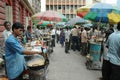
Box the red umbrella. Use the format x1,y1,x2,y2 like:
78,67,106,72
32,10,66,22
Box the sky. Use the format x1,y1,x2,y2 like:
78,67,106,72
101,0,117,5
117,0,120,7
86,0,117,5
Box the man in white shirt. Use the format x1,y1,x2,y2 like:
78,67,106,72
2,21,12,42
81,27,88,56
56,28,61,43
71,26,79,51
51,27,56,47
34,25,41,38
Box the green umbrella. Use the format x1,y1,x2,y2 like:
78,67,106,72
38,21,53,27
58,13,68,22
84,12,97,20
77,2,120,23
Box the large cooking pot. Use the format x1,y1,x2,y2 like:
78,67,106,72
28,64,45,70
26,54,46,70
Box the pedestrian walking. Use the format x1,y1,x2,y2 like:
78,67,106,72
50,27,56,47
60,28,65,47
71,26,79,51
64,27,71,53
81,27,88,56
56,28,60,43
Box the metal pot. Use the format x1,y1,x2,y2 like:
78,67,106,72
26,54,45,70
28,64,45,70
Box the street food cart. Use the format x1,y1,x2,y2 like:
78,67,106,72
40,33,54,54
25,54,47,80
86,38,103,70
24,40,49,80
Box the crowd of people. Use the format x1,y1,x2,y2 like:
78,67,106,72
1,21,120,80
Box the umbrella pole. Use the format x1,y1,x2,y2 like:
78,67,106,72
96,22,100,31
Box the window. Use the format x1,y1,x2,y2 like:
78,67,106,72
58,6,61,9
5,6,13,24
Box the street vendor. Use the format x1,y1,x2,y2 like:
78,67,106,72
4,22,44,80
25,25,33,42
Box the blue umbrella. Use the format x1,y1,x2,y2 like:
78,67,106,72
91,3,112,23
77,2,120,23
65,17,87,26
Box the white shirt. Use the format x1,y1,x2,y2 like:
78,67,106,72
34,28,41,38
2,30,12,42
65,30,71,41
56,30,61,35
81,30,87,43
51,29,56,35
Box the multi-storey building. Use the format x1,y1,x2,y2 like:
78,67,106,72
40,0,101,19
28,0,41,13
0,0,41,38
45,0,87,19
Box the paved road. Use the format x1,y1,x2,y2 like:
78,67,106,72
46,43,101,80
0,43,102,80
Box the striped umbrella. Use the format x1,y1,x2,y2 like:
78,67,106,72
65,16,87,26
32,10,68,22
77,2,120,24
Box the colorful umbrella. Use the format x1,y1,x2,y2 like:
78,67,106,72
38,21,53,27
32,10,68,22
83,23,93,27
65,16,87,26
56,22,66,26
77,2,120,23
108,12,120,24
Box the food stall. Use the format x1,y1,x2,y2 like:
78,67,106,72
40,32,54,54
24,40,49,80
86,37,103,70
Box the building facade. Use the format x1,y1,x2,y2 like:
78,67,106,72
0,0,38,38
28,0,41,13
46,0,86,19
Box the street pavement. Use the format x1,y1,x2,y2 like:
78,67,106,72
46,43,102,80
0,43,102,80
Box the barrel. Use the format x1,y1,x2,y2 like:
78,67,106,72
89,42,101,62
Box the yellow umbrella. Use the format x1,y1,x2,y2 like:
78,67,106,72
108,12,120,24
